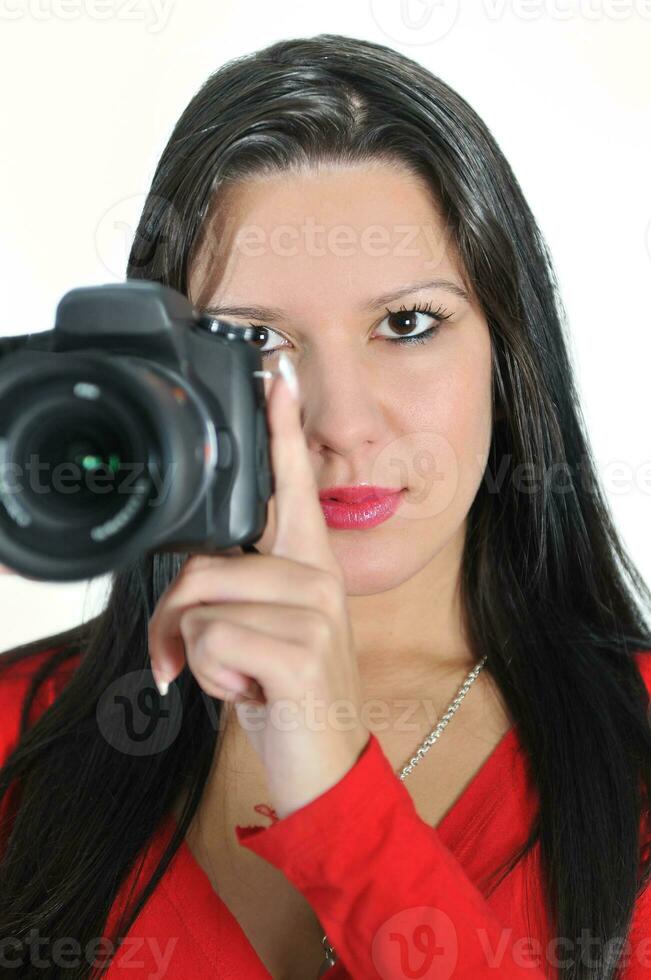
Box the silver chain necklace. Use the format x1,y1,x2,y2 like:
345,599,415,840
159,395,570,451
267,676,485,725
316,654,488,977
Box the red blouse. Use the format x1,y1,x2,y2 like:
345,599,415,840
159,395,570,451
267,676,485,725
1,646,650,978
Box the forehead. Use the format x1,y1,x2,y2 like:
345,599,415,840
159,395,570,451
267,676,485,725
188,161,466,314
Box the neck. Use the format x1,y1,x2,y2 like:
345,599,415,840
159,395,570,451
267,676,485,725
348,528,476,695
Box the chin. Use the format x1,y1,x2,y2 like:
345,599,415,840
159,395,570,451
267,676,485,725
330,540,426,596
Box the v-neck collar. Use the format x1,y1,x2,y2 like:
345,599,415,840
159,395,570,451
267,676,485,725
155,721,526,977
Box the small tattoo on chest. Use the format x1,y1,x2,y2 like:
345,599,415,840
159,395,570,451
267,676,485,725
253,803,280,825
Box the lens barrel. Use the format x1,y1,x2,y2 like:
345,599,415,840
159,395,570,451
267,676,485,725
0,351,217,580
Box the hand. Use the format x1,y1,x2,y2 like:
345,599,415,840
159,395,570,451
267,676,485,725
147,356,370,819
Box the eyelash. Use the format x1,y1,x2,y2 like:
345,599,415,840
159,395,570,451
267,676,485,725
252,299,453,358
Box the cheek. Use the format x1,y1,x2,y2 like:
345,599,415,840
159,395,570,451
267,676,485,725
441,364,493,517
438,369,493,472
397,352,492,528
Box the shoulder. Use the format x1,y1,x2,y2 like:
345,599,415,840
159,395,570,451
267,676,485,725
0,645,82,768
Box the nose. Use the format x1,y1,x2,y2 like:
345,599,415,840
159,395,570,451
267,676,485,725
297,347,388,458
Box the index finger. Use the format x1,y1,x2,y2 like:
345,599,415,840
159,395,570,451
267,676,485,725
268,353,341,580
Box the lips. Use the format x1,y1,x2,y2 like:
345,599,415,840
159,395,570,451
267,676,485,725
319,488,405,530
318,486,403,504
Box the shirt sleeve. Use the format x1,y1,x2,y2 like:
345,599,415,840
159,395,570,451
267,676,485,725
235,732,551,979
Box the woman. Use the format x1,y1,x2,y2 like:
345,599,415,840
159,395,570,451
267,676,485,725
1,33,650,980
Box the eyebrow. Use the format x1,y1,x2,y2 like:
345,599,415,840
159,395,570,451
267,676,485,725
198,278,470,323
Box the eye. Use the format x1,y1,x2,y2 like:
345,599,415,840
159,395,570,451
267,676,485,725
376,300,453,347
249,298,454,358
251,325,288,358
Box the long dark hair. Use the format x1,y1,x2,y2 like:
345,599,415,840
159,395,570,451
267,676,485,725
1,34,650,980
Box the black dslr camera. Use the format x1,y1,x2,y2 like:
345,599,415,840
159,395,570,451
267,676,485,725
0,281,274,582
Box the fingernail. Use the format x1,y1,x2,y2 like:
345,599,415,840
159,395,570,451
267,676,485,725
278,351,299,399
151,667,170,697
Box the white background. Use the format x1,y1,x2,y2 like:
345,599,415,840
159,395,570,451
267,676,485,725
0,0,650,651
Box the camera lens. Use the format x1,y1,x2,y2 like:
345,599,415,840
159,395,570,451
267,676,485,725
3,381,154,541
15,404,144,526
0,348,216,580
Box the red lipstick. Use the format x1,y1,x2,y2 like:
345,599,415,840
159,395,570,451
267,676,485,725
318,485,405,530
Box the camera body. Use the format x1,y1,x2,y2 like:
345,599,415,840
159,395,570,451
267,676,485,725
0,281,274,582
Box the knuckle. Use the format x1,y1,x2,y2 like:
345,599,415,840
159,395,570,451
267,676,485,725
307,569,343,617
304,609,332,647
181,552,228,580
178,606,198,638
202,618,231,649
181,554,210,578
179,610,230,654
295,649,323,687
279,656,303,689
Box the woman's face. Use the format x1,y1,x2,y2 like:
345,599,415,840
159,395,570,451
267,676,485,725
188,161,493,599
